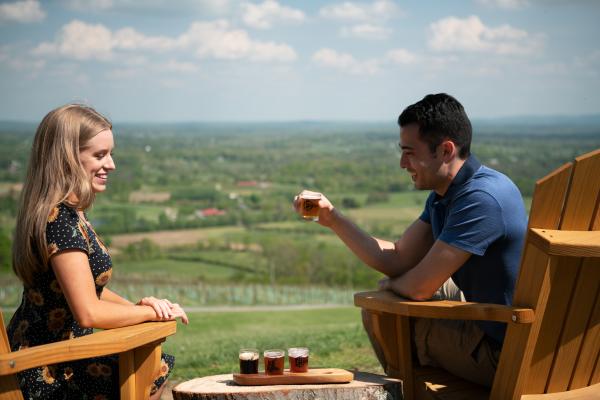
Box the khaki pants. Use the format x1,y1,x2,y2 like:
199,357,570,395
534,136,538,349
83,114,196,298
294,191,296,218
362,280,500,387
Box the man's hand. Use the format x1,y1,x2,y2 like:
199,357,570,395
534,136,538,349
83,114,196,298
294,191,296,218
293,190,337,227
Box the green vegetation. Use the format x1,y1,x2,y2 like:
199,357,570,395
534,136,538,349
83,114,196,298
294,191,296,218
0,122,598,296
0,120,598,382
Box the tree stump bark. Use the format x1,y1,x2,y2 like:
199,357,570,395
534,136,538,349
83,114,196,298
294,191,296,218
172,371,402,400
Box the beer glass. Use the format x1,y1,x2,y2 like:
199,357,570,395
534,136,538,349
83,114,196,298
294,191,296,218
299,193,321,221
288,347,309,373
239,348,259,374
264,349,285,375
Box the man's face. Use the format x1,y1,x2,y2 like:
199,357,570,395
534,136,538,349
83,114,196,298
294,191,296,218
399,123,444,191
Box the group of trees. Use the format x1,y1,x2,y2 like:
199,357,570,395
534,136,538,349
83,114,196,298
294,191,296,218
1,122,599,288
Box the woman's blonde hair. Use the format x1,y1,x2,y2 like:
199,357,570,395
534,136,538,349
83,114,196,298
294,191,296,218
13,104,112,286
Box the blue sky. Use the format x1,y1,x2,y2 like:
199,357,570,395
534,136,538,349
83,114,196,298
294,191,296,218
0,0,599,122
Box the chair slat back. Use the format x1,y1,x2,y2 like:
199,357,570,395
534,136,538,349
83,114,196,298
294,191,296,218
524,149,600,394
492,148,600,400
1,312,11,355
491,160,573,400
0,311,25,400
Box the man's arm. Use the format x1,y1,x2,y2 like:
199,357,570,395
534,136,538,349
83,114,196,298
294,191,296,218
385,240,471,300
294,190,434,277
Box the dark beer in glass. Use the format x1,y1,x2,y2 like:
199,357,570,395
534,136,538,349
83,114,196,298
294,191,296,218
239,349,259,374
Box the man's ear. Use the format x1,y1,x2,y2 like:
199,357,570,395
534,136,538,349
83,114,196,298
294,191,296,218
440,140,456,162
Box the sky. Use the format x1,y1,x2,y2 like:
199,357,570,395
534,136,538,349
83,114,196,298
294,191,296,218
0,0,599,123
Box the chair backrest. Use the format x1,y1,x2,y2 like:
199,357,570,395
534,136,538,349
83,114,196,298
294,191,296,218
1,311,24,400
491,149,600,400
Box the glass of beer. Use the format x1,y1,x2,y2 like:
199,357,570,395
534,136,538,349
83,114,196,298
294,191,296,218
288,347,309,373
239,348,259,374
264,349,285,375
299,193,321,221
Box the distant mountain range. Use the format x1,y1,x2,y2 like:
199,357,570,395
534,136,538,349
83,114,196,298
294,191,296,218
1,115,599,136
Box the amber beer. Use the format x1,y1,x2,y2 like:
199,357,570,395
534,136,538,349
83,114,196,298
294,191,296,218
300,193,321,221
264,349,285,375
239,349,259,374
288,347,309,373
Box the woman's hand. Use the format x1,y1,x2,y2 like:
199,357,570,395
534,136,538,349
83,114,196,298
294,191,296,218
168,302,189,325
137,297,189,324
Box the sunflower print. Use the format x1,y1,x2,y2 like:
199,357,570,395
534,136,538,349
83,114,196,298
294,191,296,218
47,242,59,258
50,279,62,294
27,289,44,306
47,206,60,223
158,358,170,378
94,269,112,286
86,363,102,377
47,308,67,332
40,365,57,384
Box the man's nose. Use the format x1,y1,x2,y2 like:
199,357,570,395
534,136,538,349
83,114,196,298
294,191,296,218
399,153,408,169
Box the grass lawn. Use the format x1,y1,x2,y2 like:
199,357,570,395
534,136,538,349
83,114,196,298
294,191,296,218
162,307,383,381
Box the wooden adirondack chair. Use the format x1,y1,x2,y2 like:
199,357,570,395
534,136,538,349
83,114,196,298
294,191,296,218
0,311,176,400
355,148,600,400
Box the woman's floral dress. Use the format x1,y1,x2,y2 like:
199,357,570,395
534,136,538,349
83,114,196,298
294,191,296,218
7,203,174,399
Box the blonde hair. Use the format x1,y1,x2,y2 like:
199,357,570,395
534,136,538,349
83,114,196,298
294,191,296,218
13,104,112,286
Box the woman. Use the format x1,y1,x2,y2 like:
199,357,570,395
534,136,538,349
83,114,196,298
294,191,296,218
7,104,188,399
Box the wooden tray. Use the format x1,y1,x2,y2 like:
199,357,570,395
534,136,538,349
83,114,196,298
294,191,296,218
233,368,354,386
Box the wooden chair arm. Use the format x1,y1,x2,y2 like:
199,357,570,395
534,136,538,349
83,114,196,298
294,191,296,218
354,290,534,324
529,228,600,257
0,320,176,375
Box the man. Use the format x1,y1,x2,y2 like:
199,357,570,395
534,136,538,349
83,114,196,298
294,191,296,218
294,93,527,387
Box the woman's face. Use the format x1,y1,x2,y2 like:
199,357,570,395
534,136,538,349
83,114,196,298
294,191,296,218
79,129,116,193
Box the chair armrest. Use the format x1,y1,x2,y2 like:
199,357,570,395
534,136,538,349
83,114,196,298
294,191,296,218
529,228,600,257
354,290,534,324
0,320,176,375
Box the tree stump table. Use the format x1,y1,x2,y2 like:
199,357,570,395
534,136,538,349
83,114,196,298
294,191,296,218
172,371,402,400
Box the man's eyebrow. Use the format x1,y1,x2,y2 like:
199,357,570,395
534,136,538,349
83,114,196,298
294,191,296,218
400,145,414,150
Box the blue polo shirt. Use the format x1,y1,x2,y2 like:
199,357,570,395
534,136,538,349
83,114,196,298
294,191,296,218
419,155,526,347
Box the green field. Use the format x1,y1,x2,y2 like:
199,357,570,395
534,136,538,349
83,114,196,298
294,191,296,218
162,307,382,381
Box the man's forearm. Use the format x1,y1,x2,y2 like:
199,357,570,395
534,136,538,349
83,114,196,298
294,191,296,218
328,208,412,277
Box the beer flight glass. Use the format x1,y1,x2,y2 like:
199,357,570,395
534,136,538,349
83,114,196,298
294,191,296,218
238,347,310,374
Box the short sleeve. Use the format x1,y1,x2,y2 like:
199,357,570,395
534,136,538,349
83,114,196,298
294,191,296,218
46,204,89,259
419,192,435,224
438,190,505,256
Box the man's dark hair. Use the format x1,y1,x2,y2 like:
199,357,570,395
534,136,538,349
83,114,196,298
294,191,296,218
398,93,472,159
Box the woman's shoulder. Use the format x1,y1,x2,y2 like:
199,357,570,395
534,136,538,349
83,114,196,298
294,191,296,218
47,203,79,226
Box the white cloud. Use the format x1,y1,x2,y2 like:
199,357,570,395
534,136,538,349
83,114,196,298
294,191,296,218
32,19,297,63
63,0,231,14
386,48,417,64
0,0,45,23
341,24,391,40
113,27,177,51
319,0,400,22
33,20,114,60
180,20,297,61
428,15,542,55
241,0,305,29
476,0,529,9
63,0,113,11
312,48,379,75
